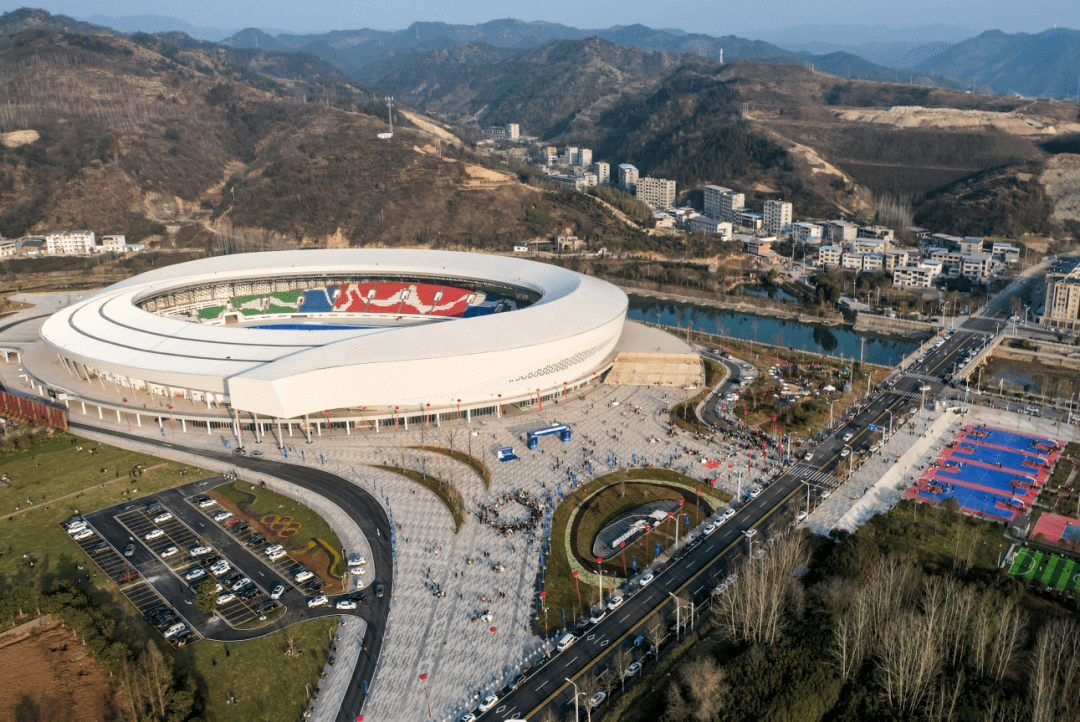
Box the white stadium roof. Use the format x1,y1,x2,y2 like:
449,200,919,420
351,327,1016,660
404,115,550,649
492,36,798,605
40,249,627,418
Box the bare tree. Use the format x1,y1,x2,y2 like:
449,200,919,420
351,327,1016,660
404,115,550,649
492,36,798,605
680,656,727,721
647,612,667,655
715,531,807,646
832,586,871,681
1030,618,1080,722
876,610,942,713
611,646,635,692
988,601,1027,682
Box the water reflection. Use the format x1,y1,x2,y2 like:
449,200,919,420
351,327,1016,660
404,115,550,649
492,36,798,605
627,297,916,367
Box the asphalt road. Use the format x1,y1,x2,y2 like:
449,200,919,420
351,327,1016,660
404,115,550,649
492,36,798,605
70,422,391,722
476,281,1033,722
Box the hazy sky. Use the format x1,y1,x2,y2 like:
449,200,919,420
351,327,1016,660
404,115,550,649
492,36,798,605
7,0,1076,36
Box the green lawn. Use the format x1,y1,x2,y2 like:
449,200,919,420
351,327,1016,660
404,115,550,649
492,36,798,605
211,481,348,587
185,617,336,722
0,434,213,587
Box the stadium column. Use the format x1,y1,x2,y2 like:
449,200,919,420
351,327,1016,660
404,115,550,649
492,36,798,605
346,420,351,435
304,415,313,443
252,413,260,443
276,419,283,448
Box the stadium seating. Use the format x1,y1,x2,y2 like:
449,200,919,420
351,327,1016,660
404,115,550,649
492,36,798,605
300,288,335,313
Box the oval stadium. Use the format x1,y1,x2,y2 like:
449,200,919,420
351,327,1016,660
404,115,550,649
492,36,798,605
38,249,629,422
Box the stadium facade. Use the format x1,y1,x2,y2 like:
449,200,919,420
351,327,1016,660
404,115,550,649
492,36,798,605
39,250,627,424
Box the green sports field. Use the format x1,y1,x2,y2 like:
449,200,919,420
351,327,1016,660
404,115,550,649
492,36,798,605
1007,546,1080,592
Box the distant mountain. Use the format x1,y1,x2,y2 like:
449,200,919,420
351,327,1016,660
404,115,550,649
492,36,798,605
913,28,1080,99
0,7,111,36
79,14,243,42
220,18,966,91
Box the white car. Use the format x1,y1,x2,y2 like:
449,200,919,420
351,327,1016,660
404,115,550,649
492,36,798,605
702,523,717,535
458,714,477,722
163,623,187,640
152,512,173,523
189,546,212,557
821,490,831,499
742,528,757,538
209,560,231,576
842,432,854,442
185,567,206,581
349,566,367,575
478,695,499,713
712,583,729,596
144,529,165,540
796,510,808,521
719,508,735,523
66,522,88,535
212,511,233,522
747,486,762,500
198,498,217,508
267,549,287,561
588,691,607,709
606,596,624,611
72,528,95,541
270,584,285,600
588,610,607,624
840,448,851,458
215,593,236,605
160,546,179,559
625,661,643,678
638,573,655,587
803,451,814,461
725,573,738,586
336,599,358,610
307,595,329,608
230,577,252,592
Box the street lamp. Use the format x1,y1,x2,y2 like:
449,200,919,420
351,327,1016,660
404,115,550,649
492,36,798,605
886,409,893,438
844,444,853,477
565,677,581,722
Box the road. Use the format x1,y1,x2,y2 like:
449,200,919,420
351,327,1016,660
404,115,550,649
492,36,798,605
70,422,391,722
476,277,1034,722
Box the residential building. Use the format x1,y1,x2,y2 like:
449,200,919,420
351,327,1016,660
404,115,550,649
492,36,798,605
763,200,792,235
594,161,610,185
858,225,895,242
959,237,984,255
45,230,95,255
565,147,579,165
853,239,888,254
737,209,763,231
544,146,559,164
863,253,884,272
883,249,911,273
689,216,732,240
98,235,127,253
1042,257,1080,329
483,124,520,140
18,238,45,256
635,177,676,208
744,237,774,256
578,148,592,167
547,173,585,191
817,245,843,267
841,253,865,271
991,242,1020,265
791,222,822,243
960,253,993,282
824,220,858,243
583,172,598,187
893,261,942,289
703,186,744,224
618,164,639,193
0,240,16,258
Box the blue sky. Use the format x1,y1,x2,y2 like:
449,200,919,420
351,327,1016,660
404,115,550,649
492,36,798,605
6,0,1076,36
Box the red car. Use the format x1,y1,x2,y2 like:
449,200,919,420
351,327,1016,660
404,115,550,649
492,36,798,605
223,517,241,526
118,570,139,584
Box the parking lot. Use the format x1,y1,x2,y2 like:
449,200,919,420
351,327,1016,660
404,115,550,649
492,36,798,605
59,519,201,648
185,492,335,597
174,553,278,627
116,506,205,569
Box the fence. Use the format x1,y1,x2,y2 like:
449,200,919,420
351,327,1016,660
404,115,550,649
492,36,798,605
0,389,67,431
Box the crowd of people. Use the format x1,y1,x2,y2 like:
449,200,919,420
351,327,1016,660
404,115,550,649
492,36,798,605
473,489,543,537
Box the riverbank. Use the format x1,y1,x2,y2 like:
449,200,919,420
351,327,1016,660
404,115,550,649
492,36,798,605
622,288,842,326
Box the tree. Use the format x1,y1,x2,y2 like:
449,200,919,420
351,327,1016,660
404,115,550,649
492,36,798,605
680,655,726,720
611,646,635,692
195,578,217,614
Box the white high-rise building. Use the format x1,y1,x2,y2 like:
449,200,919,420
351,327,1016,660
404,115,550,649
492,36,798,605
704,185,743,224
763,200,792,235
594,161,610,185
618,164,639,193
635,177,676,208
566,147,579,165
578,148,592,167
45,230,96,255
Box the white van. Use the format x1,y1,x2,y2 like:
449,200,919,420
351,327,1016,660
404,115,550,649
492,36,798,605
294,570,314,583
163,623,186,639
557,633,576,652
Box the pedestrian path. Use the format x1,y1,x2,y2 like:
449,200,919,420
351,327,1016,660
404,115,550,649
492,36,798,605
901,372,940,382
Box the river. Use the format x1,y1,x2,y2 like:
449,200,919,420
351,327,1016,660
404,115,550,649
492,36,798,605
627,296,917,367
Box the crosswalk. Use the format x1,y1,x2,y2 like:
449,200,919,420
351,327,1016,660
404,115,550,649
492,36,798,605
901,372,939,382
792,464,838,485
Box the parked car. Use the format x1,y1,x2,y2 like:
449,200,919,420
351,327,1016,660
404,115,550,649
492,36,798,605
152,512,173,523
209,560,230,576
73,529,95,541
198,497,217,508
189,546,212,557
90,541,110,554
215,593,236,606
256,600,278,613
307,595,328,608
719,508,736,523
588,611,607,624
212,511,233,522
144,529,164,540
335,599,358,610
246,533,265,546
588,691,607,709
230,577,252,592
185,567,206,581
478,695,499,713
160,546,178,559
625,661,643,678
606,596,624,611
239,586,259,600
638,573,654,587
118,570,139,584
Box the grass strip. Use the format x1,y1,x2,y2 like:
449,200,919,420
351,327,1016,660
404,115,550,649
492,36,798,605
409,444,492,489
372,465,465,532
